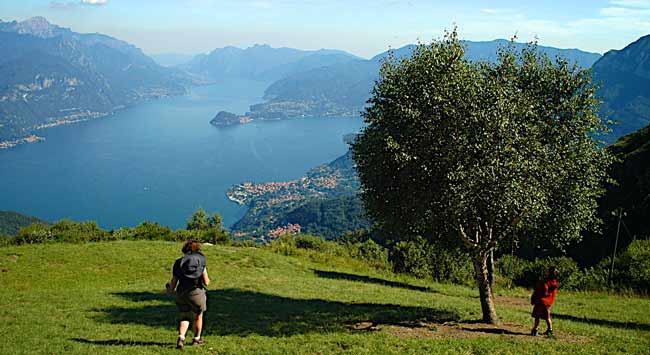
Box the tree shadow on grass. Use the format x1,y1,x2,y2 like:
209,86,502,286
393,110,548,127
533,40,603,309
460,327,528,336
312,269,436,293
94,288,461,338
554,313,650,331
71,338,169,347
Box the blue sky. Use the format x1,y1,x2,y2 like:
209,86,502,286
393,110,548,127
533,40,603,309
1,0,649,58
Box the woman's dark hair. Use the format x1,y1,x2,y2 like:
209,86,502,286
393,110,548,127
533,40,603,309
547,266,559,280
182,240,202,254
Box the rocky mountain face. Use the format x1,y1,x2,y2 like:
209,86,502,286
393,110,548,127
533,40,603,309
0,17,189,146
593,35,650,143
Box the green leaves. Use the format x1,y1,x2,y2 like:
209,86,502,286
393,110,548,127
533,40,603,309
352,30,611,254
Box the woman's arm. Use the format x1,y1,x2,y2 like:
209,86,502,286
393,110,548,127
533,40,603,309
166,276,178,294
202,269,210,286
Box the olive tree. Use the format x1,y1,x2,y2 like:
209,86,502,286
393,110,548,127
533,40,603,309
352,31,611,324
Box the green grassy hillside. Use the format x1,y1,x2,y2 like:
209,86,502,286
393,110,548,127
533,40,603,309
0,241,648,354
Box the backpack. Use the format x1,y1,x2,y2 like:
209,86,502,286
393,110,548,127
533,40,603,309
179,252,206,281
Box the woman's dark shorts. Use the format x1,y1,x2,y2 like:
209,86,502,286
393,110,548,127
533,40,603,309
176,288,207,319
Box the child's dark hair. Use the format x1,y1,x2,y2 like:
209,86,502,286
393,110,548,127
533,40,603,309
181,240,202,254
547,266,558,280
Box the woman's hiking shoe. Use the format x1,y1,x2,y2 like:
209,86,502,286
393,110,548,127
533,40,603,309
530,328,539,336
192,338,206,346
176,337,184,349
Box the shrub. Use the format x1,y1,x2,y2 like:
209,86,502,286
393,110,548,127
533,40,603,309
615,240,650,293
565,264,609,291
498,256,580,289
131,221,175,241
391,237,473,285
495,255,528,285
268,234,298,256
49,220,111,243
14,223,53,244
110,227,136,240
207,228,231,245
174,229,207,243
349,239,389,269
295,234,327,251
391,238,432,278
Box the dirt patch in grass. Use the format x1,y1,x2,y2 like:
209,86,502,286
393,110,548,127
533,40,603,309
375,320,590,344
496,295,530,308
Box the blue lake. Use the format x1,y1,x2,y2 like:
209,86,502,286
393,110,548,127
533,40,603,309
0,79,364,229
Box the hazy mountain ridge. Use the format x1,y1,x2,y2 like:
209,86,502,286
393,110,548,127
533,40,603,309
249,40,603,121
183,44,361,82
0,17,190,146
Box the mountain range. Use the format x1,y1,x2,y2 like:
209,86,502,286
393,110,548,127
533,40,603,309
250,40,603,123
0,17,190,146
182,44,361,82
1,17,648,147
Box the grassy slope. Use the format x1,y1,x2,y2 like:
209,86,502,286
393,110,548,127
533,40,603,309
0,241,648,354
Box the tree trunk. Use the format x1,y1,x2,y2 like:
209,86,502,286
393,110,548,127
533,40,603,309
473,253,500,324
487,250,495,295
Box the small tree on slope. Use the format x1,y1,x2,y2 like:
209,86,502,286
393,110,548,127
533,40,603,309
351,31,611,324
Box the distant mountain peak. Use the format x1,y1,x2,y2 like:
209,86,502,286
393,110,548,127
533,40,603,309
23,16,51,26
4,16,70,38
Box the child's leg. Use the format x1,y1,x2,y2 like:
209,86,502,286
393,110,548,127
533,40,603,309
545,314,553,332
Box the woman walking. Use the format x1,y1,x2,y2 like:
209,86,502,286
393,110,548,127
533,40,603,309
167,240,210,349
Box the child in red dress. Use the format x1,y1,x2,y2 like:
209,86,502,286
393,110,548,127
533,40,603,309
530,266,559,336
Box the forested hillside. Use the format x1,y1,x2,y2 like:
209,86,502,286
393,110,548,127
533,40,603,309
0,211,47,236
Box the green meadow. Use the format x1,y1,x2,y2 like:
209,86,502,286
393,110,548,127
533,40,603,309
1,241,648,354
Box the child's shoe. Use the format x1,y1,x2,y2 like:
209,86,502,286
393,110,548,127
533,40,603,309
530,328,538,336
543,328,553,336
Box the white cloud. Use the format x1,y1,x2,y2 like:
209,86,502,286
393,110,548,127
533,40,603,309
480,8,518,15
81,0,109,5
609,0,650,8
49,0,108,9
601,6,650,16
49,1,76,9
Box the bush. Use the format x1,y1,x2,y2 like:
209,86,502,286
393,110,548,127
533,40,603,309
131,221,175,241
391,237,473,285
349,239,389,269
295,234,327,251
207,228,231,245
14,223,53,244
111,227,136,240
497,256,580,289
48,220,111,243
268,234,298,256
615,240,650,293
565,264,609,291
173,229,206,243
391,238,432,278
